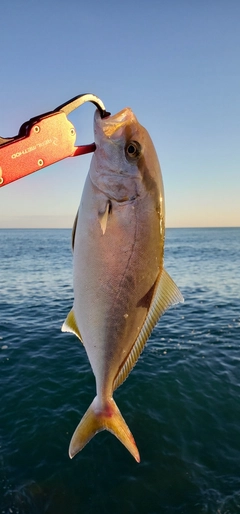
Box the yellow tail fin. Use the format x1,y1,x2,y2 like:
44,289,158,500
69,396,140,462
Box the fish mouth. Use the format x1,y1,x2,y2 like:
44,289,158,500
94,107,137,140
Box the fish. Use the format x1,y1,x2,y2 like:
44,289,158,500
62,107,183,462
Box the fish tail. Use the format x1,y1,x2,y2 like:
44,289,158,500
69,396,140,462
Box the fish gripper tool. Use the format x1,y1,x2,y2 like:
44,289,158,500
0,94,110,187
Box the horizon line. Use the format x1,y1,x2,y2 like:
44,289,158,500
0,226,239,230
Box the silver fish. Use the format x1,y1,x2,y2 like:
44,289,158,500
62,107,183,462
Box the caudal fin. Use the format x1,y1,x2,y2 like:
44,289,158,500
69,396,140,463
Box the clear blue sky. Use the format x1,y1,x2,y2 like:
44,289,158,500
0,0,239,228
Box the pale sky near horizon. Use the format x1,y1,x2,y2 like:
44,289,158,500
0,0,239,228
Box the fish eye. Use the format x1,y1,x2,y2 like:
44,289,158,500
125,141,141,160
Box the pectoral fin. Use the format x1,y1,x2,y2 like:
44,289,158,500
98,201,111,235
113,269,184,390
61,308,83,343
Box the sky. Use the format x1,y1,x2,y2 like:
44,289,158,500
0,0,239,228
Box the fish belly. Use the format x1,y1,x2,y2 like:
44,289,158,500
73,175,162,396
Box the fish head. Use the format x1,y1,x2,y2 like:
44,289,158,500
90,108,164,212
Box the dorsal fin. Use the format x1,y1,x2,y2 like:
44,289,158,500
113,269,183,390
61,308,83,343
72,211,79,251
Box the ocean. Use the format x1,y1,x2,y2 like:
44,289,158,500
0,227,239,514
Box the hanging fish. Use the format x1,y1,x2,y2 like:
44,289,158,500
62,107,183,462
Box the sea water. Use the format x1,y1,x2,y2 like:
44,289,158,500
0,228,240,514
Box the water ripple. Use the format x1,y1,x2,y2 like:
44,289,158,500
1,228,240,513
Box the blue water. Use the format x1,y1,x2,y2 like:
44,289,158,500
0,227,240,514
